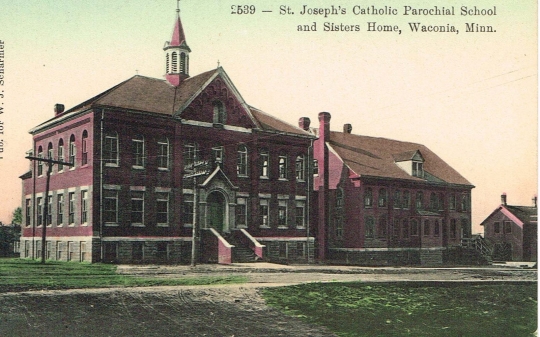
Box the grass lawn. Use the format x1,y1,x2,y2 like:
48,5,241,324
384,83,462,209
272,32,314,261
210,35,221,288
0,258,246,292
262,282,537,337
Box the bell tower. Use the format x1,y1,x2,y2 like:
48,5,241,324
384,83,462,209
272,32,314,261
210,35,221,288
164,0,191,86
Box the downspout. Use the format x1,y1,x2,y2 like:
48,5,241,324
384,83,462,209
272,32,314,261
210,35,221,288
31,139,36,259
306,138,313,263
99,109,104,261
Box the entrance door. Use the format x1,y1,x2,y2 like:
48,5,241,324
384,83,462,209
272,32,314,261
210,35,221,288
207,192,225,232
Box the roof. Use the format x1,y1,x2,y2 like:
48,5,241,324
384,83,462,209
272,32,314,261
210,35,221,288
480,203,538,228
327,131,473,186
31,68,311,137
169,13,187,47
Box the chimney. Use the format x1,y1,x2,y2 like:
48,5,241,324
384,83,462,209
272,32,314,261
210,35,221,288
501,193,507,206
533,195,537,208
298,117,311,131
54,104,65,116
343,123,352,134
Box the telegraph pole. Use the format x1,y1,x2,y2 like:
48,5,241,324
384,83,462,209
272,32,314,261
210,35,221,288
26,156,73,264
184,160,209,267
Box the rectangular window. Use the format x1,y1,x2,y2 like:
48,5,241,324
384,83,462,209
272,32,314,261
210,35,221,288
37,197,43,226
80,241,87,262
295,156,305,181
504,221,512,234
131,191,144,225
47,195,52,226
279,242,287,258
365,216,374,238
313,159,319,176
494,221,501,234
58,144,64,171
393,190,401,209
403,191,410,209
25,199,31,226
416,191,423,210
81,191,88,224
295,200,306,228
68,192,75,225
132,137,145,168
236,197,247,227
278,155,288,179
212,146,224,165
237,146,248,177
156,192,169,226
183,143,198,168
67,241,74,262
104,133,119,166
82,136,88,165
450,219,457,239
259,150,269,178
103,190,118,224
278,200,288,227
296,241,306,258
434,221,440,237
57,194,64,226
259,198,270,227
412,162,423,177
157,139,169,170
449,194,456,210
183,195,194,225
46,241,52,260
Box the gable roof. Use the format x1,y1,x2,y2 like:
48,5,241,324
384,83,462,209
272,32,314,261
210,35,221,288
31,68,311,137
327,131,473,186
480,204,538,228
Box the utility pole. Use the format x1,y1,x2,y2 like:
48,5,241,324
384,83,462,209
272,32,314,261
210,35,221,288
25,156,73,264
184,160,209,267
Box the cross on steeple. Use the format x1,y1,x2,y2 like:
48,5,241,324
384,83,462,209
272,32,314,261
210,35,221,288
177,0,180,13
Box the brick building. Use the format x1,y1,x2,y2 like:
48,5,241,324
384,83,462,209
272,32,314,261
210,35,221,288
480,194,537,262
20,8,315,264
308,112,474,265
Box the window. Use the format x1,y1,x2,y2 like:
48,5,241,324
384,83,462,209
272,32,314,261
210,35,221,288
430,193,437,210
259,198,270,227
47,142,53,160
132,135,145,168
104,132,119,166
182,195,194,225
212,145,224,165
364,188,373,208
46,195,52,226
461,195,469,212
295,155,305,181
180,52,186,74
416,191,424,210
365,216,374,238
81,131,88,165
424,220,430,236
46,241,52,260
37,197,43,226
494,221,501,234
449,194,456,210
37,146,43,176
81,191,88,224
166,53,170,73
335,189,344,238
57,194,64,226
237,145,248,176
25,199,31,226
402,219,409,238
411,219,419,236
183,142,199,168
296,200,306,228
80,242,87,262
69,135,76,167
103,190,118,224
67,241,74,262
378,188,387,207
156,192,169,226
504,221,512,234
213,101,226,125
68,192,75,225
403,191,410,209
297,242,306,258
131,191,144,225
313,159,319,176
236,197,248,227
393,218,400,238
412,161,423,177
378,217,387,238
438,194,444,211
279,242,287,258
434,220,440,237
259,149,269,178
278,153,288,179
58,139,64,171
171,52,178,72
393,190,401,209
450,219,457,238
157,138,170,170
278,200,288,227
56,241,63,260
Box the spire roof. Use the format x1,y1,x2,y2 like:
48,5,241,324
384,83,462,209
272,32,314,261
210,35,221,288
169,11,187,47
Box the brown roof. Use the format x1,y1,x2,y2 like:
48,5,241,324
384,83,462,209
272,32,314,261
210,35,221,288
505,205,538,224
328,131,473,186
249,107,312,136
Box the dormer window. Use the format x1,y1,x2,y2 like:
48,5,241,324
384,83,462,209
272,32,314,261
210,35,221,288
412,161,423,178
393,150,425,179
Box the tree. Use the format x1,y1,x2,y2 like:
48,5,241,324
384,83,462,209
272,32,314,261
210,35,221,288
11,207,22,225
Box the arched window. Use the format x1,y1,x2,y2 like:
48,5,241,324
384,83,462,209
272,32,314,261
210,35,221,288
461,195,469,212
37,146,43,176
213,101,226,125
82,130,88,166
104,131,119,166
183,142,199,168
212,144,224,165
278,153,288,179
259,148,269,178
378,188,387,207
365,216,374,238
157,137,170,170
295,155,305,181
69,135,76,167
237,145,248,177
47,142,53,160
58,139,64,171
180,52,186,74
171,52,178,72
132,134,145,168
378,216,387,238
364,187,373,208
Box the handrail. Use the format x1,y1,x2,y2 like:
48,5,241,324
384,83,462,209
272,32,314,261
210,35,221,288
239,228,265,248
207,228,234,248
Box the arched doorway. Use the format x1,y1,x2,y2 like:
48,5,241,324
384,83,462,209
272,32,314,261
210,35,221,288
207,191,226,232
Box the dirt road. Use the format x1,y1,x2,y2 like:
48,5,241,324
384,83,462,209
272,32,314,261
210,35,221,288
0,264,535,337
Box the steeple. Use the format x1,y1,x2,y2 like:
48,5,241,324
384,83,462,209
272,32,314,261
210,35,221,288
164,1,191,86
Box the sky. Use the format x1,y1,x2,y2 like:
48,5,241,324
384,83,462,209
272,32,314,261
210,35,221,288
0,0,536,234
